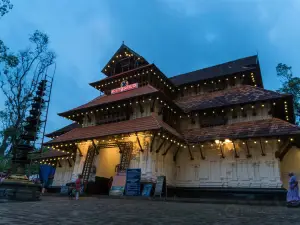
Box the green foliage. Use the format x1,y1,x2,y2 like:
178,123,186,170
0,0,12,17
276,63,300,124
0,30,56,157
0,155,11,172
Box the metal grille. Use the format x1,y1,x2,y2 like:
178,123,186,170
118,142,133,172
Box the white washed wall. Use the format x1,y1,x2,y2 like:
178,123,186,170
52,160,74,186
175,140,282,188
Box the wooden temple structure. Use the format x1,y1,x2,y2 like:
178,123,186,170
37,44,300,196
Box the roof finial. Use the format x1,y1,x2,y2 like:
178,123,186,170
122,41,125,45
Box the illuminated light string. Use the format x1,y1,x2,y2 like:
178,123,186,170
192,137,294,148
178,73,256,91
65,96,178,122
42,136,295,162
178,101,283,119
97,69,175,92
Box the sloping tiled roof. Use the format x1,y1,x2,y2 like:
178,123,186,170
44,115,182,145
59,85,159,116
183,118,300,143
101,44,149,76
176,85,289,112
45,123,81,138
170,55,258,86
91,64,153,85
31,150,69,160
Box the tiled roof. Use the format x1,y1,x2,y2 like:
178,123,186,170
59,85,159,116
45,123,81,138
91,64,153,85
44,115,182,145
176,85,289,112
183,118,300,143
101,44,149,76
31,150,69,160
170,55,258,86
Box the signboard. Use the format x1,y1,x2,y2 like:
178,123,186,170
142,183,153,197
125,168,141,196
111,81,138,95
109,172,126,196
154,176,166,198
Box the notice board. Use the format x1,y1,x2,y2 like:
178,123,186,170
154,176,166,198
125,168,141,196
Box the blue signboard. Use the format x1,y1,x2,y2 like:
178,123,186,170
125,168,141,196
142,183,153,197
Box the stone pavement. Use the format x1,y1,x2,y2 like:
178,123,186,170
0,196,299,224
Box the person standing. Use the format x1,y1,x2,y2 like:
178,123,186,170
287,172,300,207
75,174,83,200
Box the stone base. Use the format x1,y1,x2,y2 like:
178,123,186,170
167,186,287,202
0,175,42,201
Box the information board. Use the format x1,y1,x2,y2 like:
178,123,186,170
109,172,126,196
142,183,153,197
125,168,141,196
154,176,166,197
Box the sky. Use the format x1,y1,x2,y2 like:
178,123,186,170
0,0,299,134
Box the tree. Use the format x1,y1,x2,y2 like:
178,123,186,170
0,0,12,17
0,30,56,157
276,63,300,124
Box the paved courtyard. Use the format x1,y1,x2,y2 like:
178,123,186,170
0,197,299,224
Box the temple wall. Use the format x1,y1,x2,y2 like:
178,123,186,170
95,147,120,178
175,139,282,188
70,142,90,182
124,134,176,185
179,103,272,130
179,79,243,98
52,160,74,186
280,146,300,189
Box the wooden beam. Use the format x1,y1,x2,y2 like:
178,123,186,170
67,159,72,167
156,139,166,153
138,101,144,114
135,133,144,152
116,143,123,154
276,140,292,161
199,144,205,160
232,141,239,158
162,143,173,156
77,146,83,157
173,145,181,162
158,106,164,115
259,139,266,156
245,140,252,158
150,133,156,152
187,145,194,160
191,116,195,124
92,140,99,155
150,98,156,112
219,143,225,158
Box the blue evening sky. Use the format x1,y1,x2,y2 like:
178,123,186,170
0,0,299,134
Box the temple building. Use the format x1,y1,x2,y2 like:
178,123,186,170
37,44,300,192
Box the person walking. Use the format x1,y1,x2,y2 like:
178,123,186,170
75,174,83,200
287,172,300,207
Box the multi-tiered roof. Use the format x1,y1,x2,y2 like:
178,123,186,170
38,44,300,163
